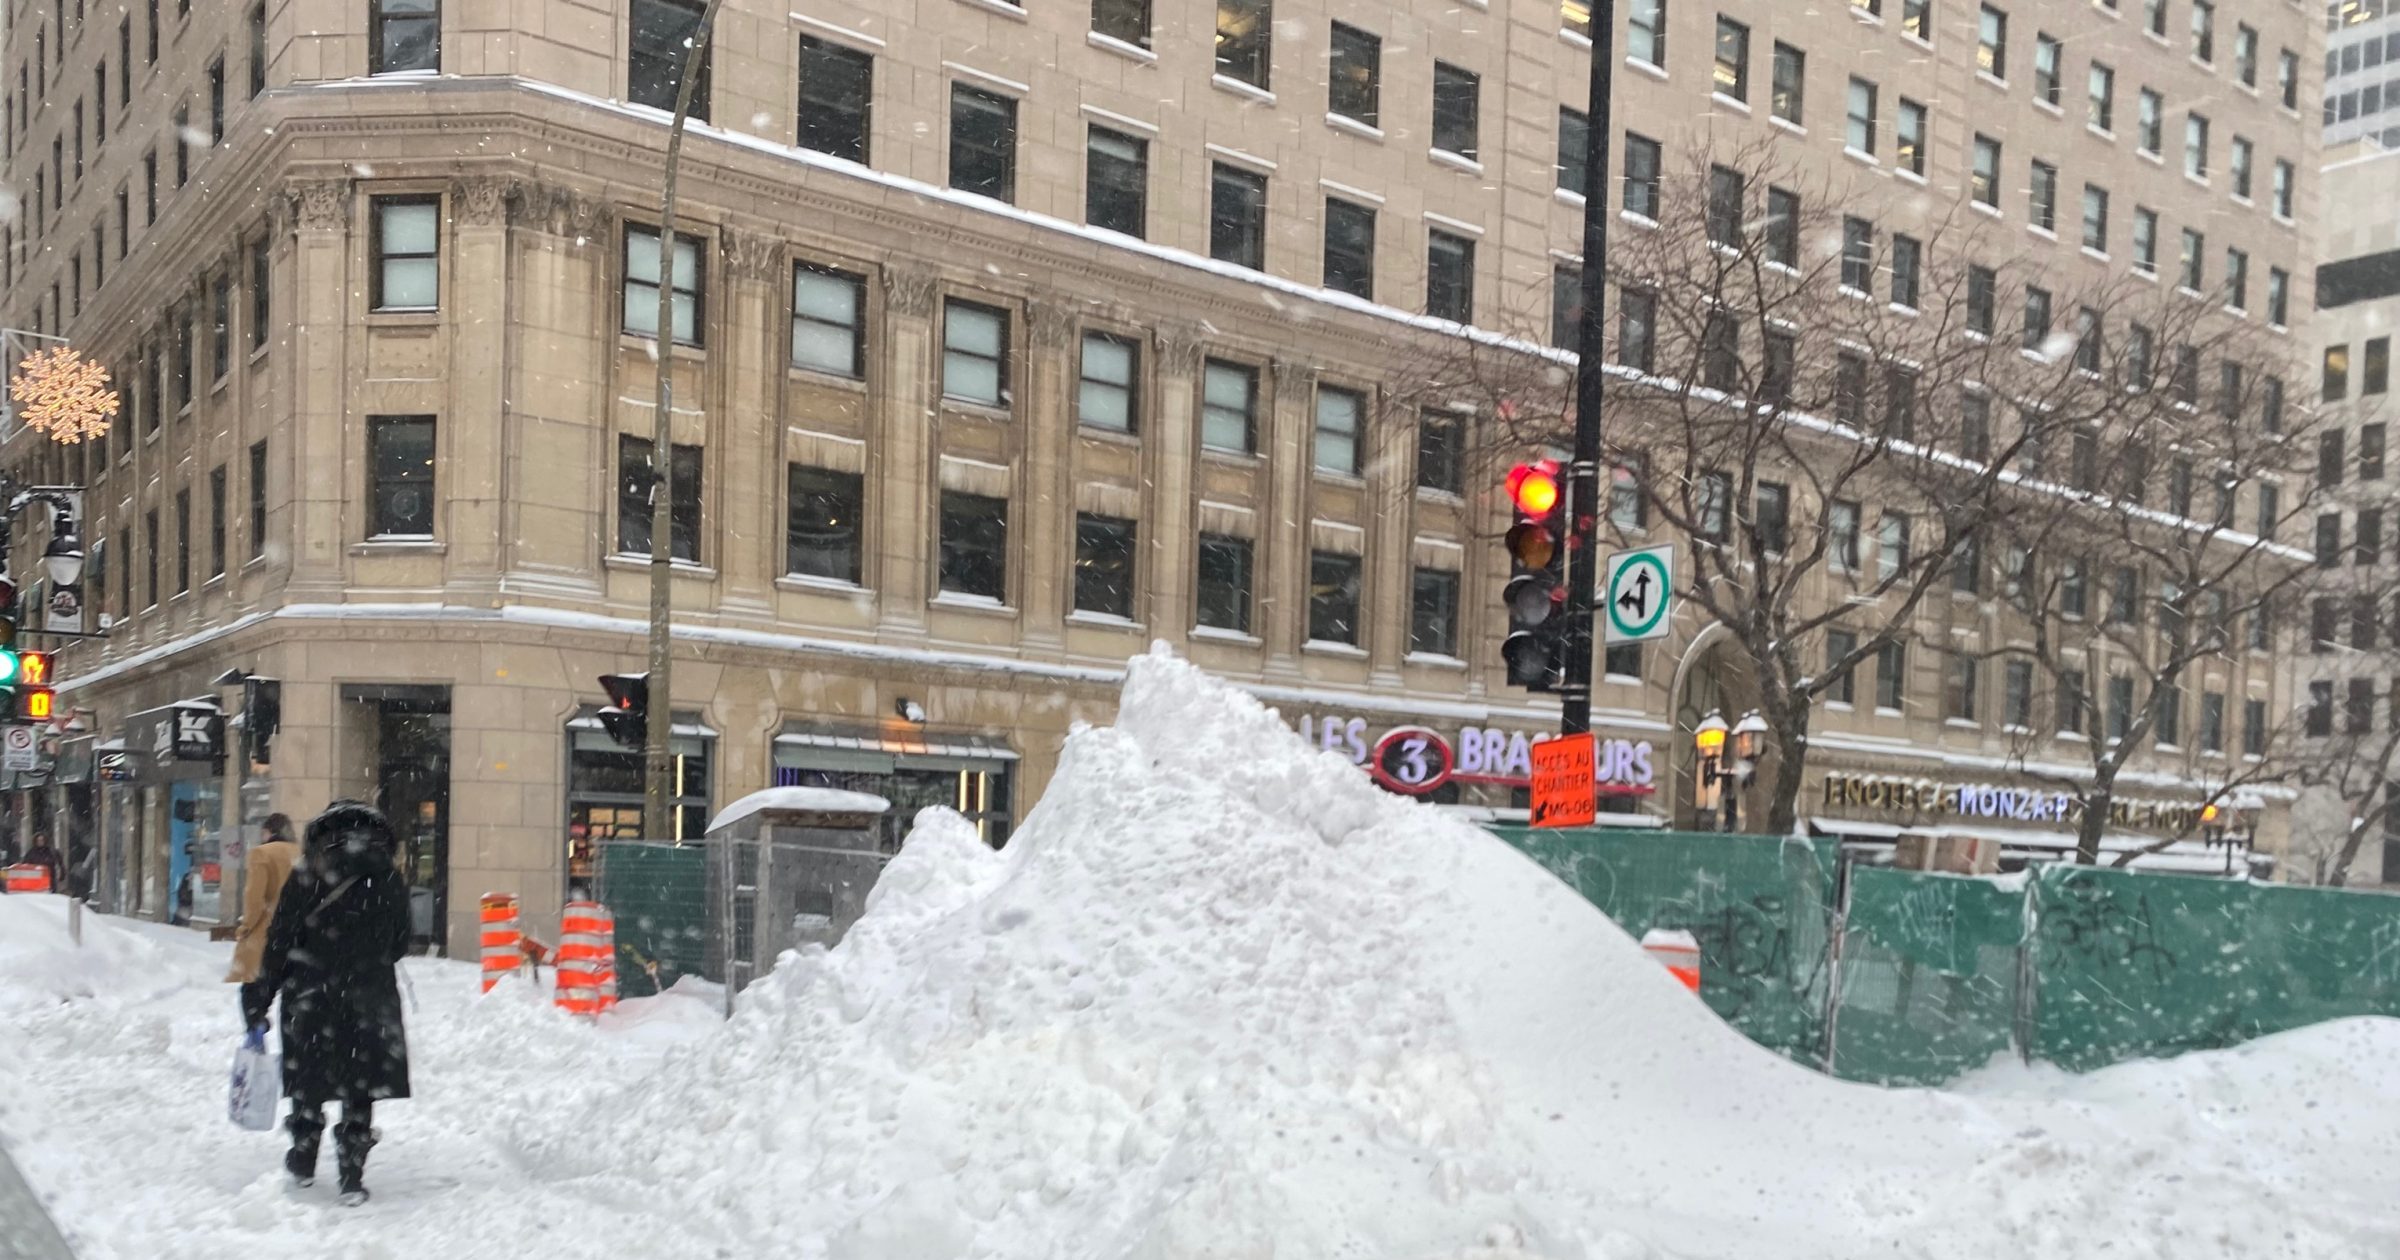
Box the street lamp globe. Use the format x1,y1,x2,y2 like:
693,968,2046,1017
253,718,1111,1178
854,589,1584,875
1732,710,1770,762
1692,710,1728,755
40,533,83,587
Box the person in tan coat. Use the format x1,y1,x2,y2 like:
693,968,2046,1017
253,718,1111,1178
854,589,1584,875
227,814,300,992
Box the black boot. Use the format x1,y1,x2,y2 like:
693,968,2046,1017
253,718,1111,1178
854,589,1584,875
284,1105,324,1188
335,1103,376,1206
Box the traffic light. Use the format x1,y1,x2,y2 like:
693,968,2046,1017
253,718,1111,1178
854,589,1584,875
14,651,52,722
596,673,649,748
1501,460,1569,690
0,575,20,703
245,676,282,766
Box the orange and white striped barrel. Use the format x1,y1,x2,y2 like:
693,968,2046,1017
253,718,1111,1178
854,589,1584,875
1640,928,1702,993
4,864,52,894
554,900,618,1016
479,892,523,993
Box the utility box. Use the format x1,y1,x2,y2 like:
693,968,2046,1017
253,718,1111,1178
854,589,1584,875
704,787,892,1013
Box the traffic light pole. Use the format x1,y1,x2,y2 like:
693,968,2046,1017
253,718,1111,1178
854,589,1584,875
641,0,726,844
1561,2,1617,739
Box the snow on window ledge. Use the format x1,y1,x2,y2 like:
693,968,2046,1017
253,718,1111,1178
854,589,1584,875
776,574,871,597
931,591,1015,615
1303,639,1370,658
1188,625,1262,646
1403,651,1467,670
1067,609,1144,630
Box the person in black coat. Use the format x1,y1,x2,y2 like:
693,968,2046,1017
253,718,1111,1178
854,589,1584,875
240,801,412,1204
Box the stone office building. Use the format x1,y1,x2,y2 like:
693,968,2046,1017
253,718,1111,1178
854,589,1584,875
1,0,2318,946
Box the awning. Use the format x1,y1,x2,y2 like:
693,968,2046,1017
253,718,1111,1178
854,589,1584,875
1809,816,1907,839
565,715,718,739
775,723,1020,773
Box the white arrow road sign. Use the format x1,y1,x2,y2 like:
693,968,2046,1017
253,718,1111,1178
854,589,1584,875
1604,545,1675,643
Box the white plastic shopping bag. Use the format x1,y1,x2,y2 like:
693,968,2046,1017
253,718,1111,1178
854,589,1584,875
228,1026,280,1132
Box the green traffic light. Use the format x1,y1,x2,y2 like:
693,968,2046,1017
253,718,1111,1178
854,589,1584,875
0,650,20,686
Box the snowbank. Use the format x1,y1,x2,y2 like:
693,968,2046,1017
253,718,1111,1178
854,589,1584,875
6,647,2399,1258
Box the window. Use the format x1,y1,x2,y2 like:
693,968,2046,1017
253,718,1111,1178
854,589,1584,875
2179,228,2204,291
2080,184,2109,253
209,465,228,578
2364,509,2387,567
2071,426,2101,491
1604,642,1642,679
1074,514,1137,619
2307,681,2333,738
2172,345,2199,406
1417,412,1463,495
2264,377,2285,434
949,85,1016,203
1628,0,1665,67
790,264,865,378
372,0,441,76
1714,18,1750,101
1426,232,1474,323
1841,216,1873,291
1876,642,1906,711
2185,113,2209,178
1211,163,1267,270
1618,287,1656,371
2022,286,2051,350
2156,687,2183,747
1971,135,2000,205
1552,265,1582,348
119,18,132,105
617,436,702,561
1901,0,1930,40
1946,656,1980,723
2106,675,2135,743
1195,534,1253,633
2364,425,2386,481
1311,199,1377,300
1410,568,1459,657
2280,49,2299,110
1772,43,1804,123
1877,511,1910,581
1891,234,1921,308
1829,500,1861,571
2326,345,2351,401
1755,482,1790,554
1215,0,1270,88
1701,312,1740,391
1202,360,1257,453
938,491,1008,601
1328,23,1379,125
2029,160,2058,231
2351,680,2376,736
173,308,193,409
2272,160,2293,218
1707,165,1745,247
2267,267,2289,326
628,0,708,120
1827,629,1858,706
1896,99,1927,175
2088,63,2115,130
250,238,269,351
1967,265,1996,335
1698,471,1731,540
786,466,863,584
367,416,435,537
942,300,1009,408
1765,187,1800,266
1308,551,1361,644
173,106,189,186
176,488,192,595
2075,307,2103,373
1847,77,1878,154
2034,33,2061,104
1072,128,1154,240
1623,134,1662,218
2224,248,2248,311
144,151,157,223
797,37,872,164
207,57,225,145
249,441,268,557
2369,338,2391,395
2138,88,2162,154
2318,514,2342,567
2258,481,2281,542
2054,554,2087,618
1432,62,1480,159
2233,23,2255,87
1763,331,1796,404
1557,107,1590,196
1092,0,1151,49
622,226,703,346
2189,0,2213,61
1074,332,1141,433
370,196,439,312
1961,392,1992,463
2312,599,2340,653
209,274,231,381
1977,5,2007,78
2230,136,2253,199
1315,386,1362,475
2363,596,2386,652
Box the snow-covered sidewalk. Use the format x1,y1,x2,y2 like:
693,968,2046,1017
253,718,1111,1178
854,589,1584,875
5,649,2400,1259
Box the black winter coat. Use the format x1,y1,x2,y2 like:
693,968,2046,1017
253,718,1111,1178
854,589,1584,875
242,804,412,1106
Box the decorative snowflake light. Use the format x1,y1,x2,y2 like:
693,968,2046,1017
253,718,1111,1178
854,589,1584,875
7,347,119,444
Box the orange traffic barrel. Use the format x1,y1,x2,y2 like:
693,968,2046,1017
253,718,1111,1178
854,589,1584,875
480,892,523,993
1640,928,1702,993
554,900,618,1016
4,864,52,894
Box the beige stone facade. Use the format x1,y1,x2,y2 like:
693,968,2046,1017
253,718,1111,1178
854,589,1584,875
1,0,2320,947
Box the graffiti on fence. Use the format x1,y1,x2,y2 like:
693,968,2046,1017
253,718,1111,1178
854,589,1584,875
2042,883,2178,984
1661,894,1795,1018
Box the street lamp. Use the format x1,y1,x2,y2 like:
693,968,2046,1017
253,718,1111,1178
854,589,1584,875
1693,709,1771,832
40,527,82,587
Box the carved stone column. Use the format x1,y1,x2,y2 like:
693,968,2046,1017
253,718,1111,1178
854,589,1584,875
496,182,613,593
444,176,513,601
1263,358,1317,675
873,265,939,635
1018,298,1078,649
282,178,352,600
1145,323,1205,640
717,228,785,620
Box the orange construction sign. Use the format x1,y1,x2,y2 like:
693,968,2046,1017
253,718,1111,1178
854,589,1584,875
1528,732,1598,829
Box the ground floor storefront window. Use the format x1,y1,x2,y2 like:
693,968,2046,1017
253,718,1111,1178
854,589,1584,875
772,724,1015,851
565,721,711,900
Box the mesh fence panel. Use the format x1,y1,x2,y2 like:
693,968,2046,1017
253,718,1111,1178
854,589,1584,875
1830,866,2028,1085
593,841,713,997
1491,828,1840,1065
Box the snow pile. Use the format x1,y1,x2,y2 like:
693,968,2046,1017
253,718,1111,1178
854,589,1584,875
557,647,2400,1257
0,894,183,1015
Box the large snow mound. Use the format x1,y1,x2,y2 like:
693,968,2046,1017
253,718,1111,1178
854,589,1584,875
543,647,2400,1258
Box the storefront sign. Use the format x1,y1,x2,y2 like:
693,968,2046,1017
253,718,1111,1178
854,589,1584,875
1821,771,2207,834
1299,714,1656,798
122,703,225,782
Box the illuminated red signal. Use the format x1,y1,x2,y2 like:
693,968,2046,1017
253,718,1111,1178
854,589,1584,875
1506,460,1563,517
18,652,51,686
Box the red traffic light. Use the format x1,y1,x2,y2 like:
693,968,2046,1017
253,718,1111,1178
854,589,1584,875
1506,461,1562,518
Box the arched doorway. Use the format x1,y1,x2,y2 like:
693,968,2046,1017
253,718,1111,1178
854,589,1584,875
1664,623,1778,832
